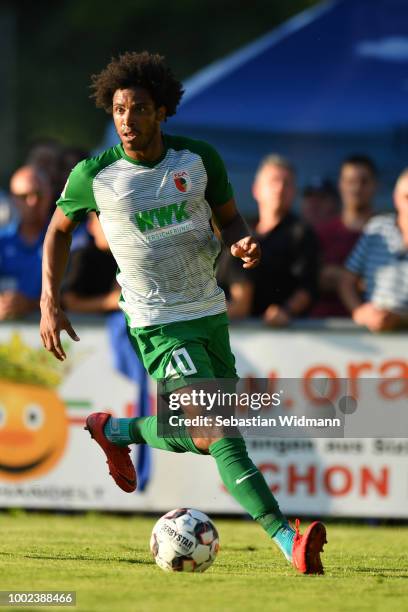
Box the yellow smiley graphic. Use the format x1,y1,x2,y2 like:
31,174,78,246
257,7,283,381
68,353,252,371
0,379,68,482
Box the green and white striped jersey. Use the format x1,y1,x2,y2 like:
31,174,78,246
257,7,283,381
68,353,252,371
57,134,233,327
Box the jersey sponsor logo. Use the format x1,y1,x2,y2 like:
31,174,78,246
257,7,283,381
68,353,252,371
172,170,192,193
165,347,198,380
134,201,191,233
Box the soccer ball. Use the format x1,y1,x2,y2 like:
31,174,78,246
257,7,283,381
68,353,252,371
150,508,219,572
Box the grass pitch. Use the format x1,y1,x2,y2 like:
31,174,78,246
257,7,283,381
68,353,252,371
0,512,407,612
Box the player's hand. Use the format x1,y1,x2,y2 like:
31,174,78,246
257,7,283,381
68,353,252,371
230,236,261,269
40,297,80,361
263,304,290,327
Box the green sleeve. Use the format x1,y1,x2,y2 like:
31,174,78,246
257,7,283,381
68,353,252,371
56,160,98,222
200,142,234,208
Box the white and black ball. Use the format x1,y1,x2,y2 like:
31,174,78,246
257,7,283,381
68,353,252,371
150,508,219,573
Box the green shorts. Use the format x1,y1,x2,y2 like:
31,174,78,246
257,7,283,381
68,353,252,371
126,312,237,393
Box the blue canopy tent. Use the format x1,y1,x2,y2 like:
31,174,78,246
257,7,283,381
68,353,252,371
103,0,408,212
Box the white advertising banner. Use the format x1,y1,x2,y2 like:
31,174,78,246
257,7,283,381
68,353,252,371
0,320,407,517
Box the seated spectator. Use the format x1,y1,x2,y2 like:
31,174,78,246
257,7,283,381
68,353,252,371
62,212,120,313
219,154,319,326
339,168,408,331
26,138,63,203
0,166,52,320
300,177,339,229
311,154,377,317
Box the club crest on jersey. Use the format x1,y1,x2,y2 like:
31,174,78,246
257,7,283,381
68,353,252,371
173,170,192,193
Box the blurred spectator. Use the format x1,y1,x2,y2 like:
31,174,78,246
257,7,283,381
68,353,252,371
339,168,408,331
311,154,378,317
0,166,52,319
26,138,63,202
220,154,319,326
0,189,18,230
60,146,89,187
62,212,120,313
300,177,339,229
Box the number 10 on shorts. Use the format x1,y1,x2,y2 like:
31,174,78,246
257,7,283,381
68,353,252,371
165,347,197,379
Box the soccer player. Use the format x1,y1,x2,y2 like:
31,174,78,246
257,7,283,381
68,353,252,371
40,51,326,574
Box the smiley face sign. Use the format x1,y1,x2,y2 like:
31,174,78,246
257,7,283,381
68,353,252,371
0,379,68,482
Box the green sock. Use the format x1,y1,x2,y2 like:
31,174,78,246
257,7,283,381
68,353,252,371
113,416,285,538
129,415,199,454
209,437,286,537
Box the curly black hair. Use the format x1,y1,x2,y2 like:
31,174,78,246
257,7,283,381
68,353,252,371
90,51,184,117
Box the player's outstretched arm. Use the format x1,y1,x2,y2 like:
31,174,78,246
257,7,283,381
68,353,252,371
213,198,261,269
40,208,80,361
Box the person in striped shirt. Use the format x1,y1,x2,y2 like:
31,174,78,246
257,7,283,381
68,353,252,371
40,51,326,574
340,168,408,331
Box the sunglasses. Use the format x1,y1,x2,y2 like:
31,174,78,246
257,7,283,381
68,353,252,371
11,190,42,200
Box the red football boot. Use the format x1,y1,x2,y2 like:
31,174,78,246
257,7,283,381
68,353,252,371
85,412,137,493
292,519,327,575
